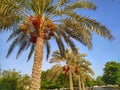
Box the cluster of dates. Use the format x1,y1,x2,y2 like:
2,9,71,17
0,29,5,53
63,66,70,74
63,65,79,74
74,66,79,73
19,15,57,43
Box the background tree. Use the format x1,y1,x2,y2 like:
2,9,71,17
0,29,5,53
17,74,30,90
41,71,64,89
85,78,96,88
0,70,19,90
0,69,30,90
96,76,105,86
1,0,113,90
41,71,70,89
103,61,120,86
0,70,69,90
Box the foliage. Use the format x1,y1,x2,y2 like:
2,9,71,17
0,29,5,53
103,61,120,86
85,78,96,87
0,70,69,90
95,76,105,86
41,71,61,89
41,71,69,89
0,0,113,61
0,0,25,30
0,69,30,90
0,69,96,89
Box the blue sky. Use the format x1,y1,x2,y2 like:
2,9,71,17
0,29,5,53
0,0,120,78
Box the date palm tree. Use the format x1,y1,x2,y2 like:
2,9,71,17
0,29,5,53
75,59,94,90
47,49,78,90
1,0,113,90
47,49,93,90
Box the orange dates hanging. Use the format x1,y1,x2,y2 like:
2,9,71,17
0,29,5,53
30,35,37,43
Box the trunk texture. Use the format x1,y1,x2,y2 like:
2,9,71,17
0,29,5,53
78,75,82,90
81,80,85,90
69,69,74,90
30,37,44,90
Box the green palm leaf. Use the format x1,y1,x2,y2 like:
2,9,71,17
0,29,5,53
47,64,63,82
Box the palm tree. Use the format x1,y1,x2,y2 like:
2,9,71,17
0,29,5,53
76,60,94,90
1,0,113,90
65,52,94,90
47,49,92,90
47,49,78,90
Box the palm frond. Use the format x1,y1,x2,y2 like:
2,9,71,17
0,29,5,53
7,29,22,42
6,29,34,60
16,38,27,59
58,29,76,51
50,50,64,63
6,37,20,58
45,0,71,18
60,18,92,48
7,33,26,58
79,53,87,57
27,44,35,61
64,1,96,10
84,74,93,81
47,64,63,82
44,40,51,60
52,0,96,17
82,18,114,40
54,30,65,57
0,0,24,30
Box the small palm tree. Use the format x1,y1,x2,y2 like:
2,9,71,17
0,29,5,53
47,49,77,90
76,60,94,90
1,0,113,90
47,49,92,90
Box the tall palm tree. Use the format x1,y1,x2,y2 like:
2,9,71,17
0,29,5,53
1,0,113,90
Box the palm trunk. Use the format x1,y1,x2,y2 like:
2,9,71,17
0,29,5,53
69,69,74,90
78,75,82,90
30,37,44,90
81,80,85,90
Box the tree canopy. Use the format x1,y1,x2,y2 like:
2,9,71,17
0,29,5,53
0,69,30,90
103,61,120,86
